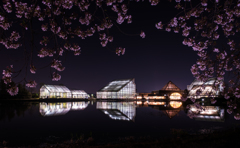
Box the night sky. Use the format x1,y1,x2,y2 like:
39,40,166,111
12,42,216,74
0,1,199,94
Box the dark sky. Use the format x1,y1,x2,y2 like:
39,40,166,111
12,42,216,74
0,1,199,94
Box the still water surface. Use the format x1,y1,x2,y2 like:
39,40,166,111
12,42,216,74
0,101,239,143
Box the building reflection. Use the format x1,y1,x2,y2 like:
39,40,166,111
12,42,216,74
136,101,183,119
188,105,225,122
169,101,182,108
71,102,89,110
39,101,89,116
96,102,136,121
163,101,182,119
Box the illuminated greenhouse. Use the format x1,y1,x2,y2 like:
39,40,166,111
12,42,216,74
96,78,136,99
40,85,71,99
71,90,89,99
187,78,224,99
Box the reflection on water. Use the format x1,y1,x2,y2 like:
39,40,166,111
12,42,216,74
96,102,136,121
189,105,225,122
0,100,226,123
71,102,89,110
170,101,182,108
148,102,166,105
136,101,184,119
1,100,239,145
39,102,89,116
0,102,34,121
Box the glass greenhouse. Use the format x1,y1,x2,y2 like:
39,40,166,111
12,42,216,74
40,85,71,99
96,78,136,99
187,78,224,99
71,90,89,99
40,85,89,99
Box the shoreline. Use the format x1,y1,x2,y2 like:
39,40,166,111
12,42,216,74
0,98,182,102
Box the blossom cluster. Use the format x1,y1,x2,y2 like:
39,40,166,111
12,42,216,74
38,47,56,58
2,65,13,84
52,72,61,81
26,80,37,88
51,59,65,71
116,47,125,56
2,65,19,96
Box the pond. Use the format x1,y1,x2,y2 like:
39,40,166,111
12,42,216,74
0,100,239,145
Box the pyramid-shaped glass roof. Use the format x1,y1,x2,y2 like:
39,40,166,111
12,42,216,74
161,81,181,91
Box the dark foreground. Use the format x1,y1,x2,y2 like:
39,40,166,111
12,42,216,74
1,127,240,148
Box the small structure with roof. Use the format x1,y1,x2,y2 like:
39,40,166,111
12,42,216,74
150,81,183,100
96,78,136,99
40,85,71,98
187,78,224,99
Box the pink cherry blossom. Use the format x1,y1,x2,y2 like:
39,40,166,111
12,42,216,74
211,98,217,104
234,113,240,120
51,59,65,71
140,31,146,38
116,47,125,56
26,80,37,88
30,65,36,74
52,72,61,81
155,21,163,29
7,85,18,96
227,108,233,114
